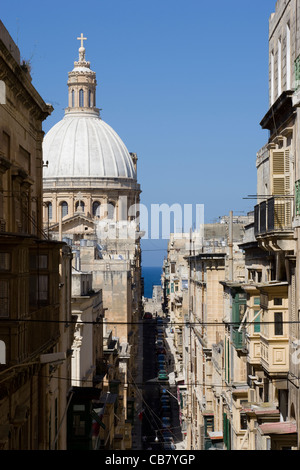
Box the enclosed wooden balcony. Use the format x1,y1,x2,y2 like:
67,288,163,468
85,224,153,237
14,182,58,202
259,283,289,376
254,197,292,236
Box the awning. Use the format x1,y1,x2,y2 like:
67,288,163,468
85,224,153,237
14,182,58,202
208,431,223,441
259,421,297,435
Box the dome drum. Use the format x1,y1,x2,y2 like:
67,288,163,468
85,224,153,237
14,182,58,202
42,37,141,232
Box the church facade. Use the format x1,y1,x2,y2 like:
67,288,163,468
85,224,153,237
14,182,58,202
42,35,143,449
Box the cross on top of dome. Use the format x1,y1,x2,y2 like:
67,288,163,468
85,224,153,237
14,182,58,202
77,33,87,61
77,33,87,48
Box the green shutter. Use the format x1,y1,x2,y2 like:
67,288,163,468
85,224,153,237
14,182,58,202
254,310,261,333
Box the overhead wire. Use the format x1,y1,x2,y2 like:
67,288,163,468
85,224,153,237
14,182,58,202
0,317,298,327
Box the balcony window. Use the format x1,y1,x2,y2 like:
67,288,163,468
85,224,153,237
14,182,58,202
29,274,49,305
274,312,283,335
255,197,292,235
0,252,10,271
254,310,261,333
29,253,49,307
295,56,300,91
0,340,6,364
240,413,247,431
0,280,9,317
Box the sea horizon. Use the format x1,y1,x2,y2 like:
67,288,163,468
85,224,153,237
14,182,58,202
142,266,162,299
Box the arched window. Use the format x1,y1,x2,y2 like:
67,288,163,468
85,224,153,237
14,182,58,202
79,89,84,107
75,200,85,212
92,201,101,217
88,90,92,107
72,89,75,107
107,202,115,220
61,201,68,218
0,340,6,364
47,202,52,220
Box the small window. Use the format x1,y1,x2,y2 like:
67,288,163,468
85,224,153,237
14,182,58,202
88,90,92,107
274,298,282,305
61,201,68,218
92,201,101,217
79,89,84,107
274,312,283,335
72,89,75,107
47,202,52,220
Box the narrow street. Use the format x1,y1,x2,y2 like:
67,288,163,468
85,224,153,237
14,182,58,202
141,307,183,451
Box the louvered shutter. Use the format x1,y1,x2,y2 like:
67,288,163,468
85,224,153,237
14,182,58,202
271,149,291,228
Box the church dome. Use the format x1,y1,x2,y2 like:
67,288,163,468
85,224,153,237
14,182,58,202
43,113,136,180
43,35,136,181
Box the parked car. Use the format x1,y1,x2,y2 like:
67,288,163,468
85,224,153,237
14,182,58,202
162,430,173,441
160,397,170,407
155,339,164,348
156,348,166,355
157,353,166,362
161,416,171,428
161,410,172,419
163,442,176,450
158,370,168,382
160,399,171,407
143,312,152,319
156,317,164,324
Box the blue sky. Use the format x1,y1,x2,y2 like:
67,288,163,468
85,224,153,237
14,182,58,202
1,0,276,266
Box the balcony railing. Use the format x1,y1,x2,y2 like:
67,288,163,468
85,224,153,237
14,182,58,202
254,197,292,236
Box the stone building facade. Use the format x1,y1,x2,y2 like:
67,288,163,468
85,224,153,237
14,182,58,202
0,20,73,450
